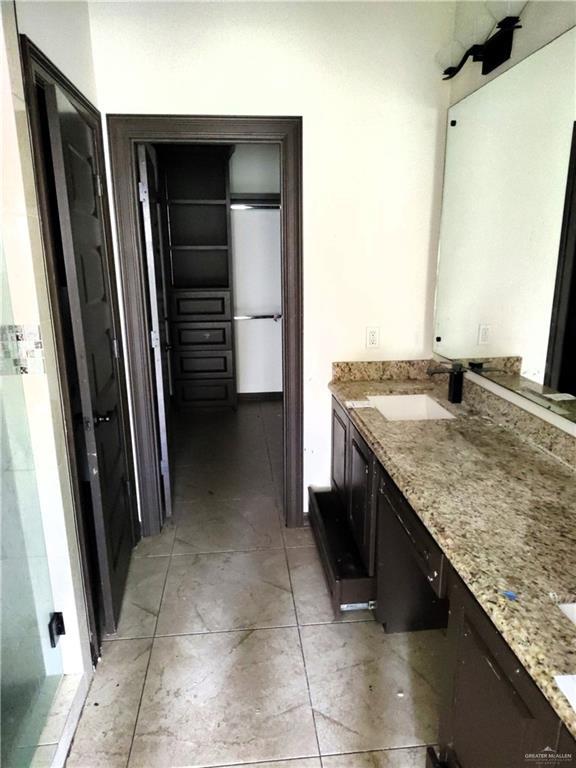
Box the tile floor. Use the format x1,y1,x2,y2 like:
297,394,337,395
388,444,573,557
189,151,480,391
66,402,443,768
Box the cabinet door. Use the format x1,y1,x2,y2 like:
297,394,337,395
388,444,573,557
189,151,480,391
375,476,448,632
347,425,376,573
442,581,559,768
331,398,348,509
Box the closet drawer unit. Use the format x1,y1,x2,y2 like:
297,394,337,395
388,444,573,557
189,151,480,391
171,291,231,322
174,379,236,408
173,322,232,350
308,486,375,613
174,350,234,379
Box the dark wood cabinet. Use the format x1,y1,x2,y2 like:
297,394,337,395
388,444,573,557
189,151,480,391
329,398,378,577
439,579,563,768
331,398,348,509
348,425,377,575
320,395,576,765
375,467,448,633
557,727,576,764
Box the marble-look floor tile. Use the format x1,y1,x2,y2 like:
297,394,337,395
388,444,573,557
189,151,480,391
173,441,270,471
107,557,169,639
173,469,276,502
283,524,315,548
133,520,175,558
128,629,318,767
173,495,282,554
287,546,373,625
322,747,429,767
301,624,445,755
66,639,152,768
156,550,296,634
37,673,82,745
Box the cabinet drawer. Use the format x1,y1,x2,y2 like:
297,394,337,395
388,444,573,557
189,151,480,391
173,322,232,350
174,379,236,408
173,350,234,379
171,291,231,321
308,487,375,613
379,469,445,598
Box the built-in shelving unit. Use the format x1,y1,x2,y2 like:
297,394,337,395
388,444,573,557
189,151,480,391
159,145,236,409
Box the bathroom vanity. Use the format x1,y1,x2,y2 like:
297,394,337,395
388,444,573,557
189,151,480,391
310,365,576,767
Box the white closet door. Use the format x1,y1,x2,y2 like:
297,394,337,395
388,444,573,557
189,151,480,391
231,208,282,393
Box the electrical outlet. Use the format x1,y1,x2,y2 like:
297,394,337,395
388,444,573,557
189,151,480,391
366,326,380,349
477,324,491,345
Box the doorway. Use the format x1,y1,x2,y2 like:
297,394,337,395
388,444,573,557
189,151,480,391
107,116,303,538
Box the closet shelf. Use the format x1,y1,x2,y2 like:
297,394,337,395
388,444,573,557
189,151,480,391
168,199,227,205
170,245,229,251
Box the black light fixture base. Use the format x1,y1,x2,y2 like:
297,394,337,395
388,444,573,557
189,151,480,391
442,16,522,80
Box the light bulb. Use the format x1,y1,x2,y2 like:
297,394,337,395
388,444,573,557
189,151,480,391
485,1,527,22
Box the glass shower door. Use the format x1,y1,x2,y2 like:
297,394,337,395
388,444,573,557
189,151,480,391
1,242,63,767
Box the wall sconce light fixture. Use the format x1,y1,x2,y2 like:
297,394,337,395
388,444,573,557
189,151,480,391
442,16,522,80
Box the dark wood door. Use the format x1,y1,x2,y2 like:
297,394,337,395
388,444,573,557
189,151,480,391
45,83,135,632
137,143,172,520
347,426,375,571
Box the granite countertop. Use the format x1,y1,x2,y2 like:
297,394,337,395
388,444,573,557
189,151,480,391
329,377,576,738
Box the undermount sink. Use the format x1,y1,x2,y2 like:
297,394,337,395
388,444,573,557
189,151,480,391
559,603,576,627
367,394,455,422
554,605,576,714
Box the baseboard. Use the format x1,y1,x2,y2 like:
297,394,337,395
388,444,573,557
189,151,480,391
237,392,283,402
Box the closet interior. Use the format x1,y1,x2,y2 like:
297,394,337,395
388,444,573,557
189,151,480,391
137,141,283,518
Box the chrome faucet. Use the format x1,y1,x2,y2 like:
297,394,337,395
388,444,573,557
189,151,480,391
427,361,464,404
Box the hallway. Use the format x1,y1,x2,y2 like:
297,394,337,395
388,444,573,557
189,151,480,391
65,403,443,768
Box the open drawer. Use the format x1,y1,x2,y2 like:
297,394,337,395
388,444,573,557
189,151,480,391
308,487,375,614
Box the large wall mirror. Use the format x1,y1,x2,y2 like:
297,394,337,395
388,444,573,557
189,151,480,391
434,28,576,422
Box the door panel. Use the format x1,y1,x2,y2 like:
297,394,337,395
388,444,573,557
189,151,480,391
137,144,172,519
348,427,372,567
45,83,134,632
331,399,348,510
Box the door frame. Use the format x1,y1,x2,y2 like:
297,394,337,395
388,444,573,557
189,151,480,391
107,115,303,533
20,37,139,638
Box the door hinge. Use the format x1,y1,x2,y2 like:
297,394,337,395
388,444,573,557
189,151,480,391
112,338,120,359
160,459,168,476
138,181,148,204
94,174,103,198
150,330,160,349
48,611,66,648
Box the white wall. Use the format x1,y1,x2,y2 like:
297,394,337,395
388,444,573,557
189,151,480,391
435,28,576,382
15,0,97,105
88,1,455,496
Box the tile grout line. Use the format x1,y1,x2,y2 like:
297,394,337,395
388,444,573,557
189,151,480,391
123,529,175,768
99,614,378,643
281,534,325,766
